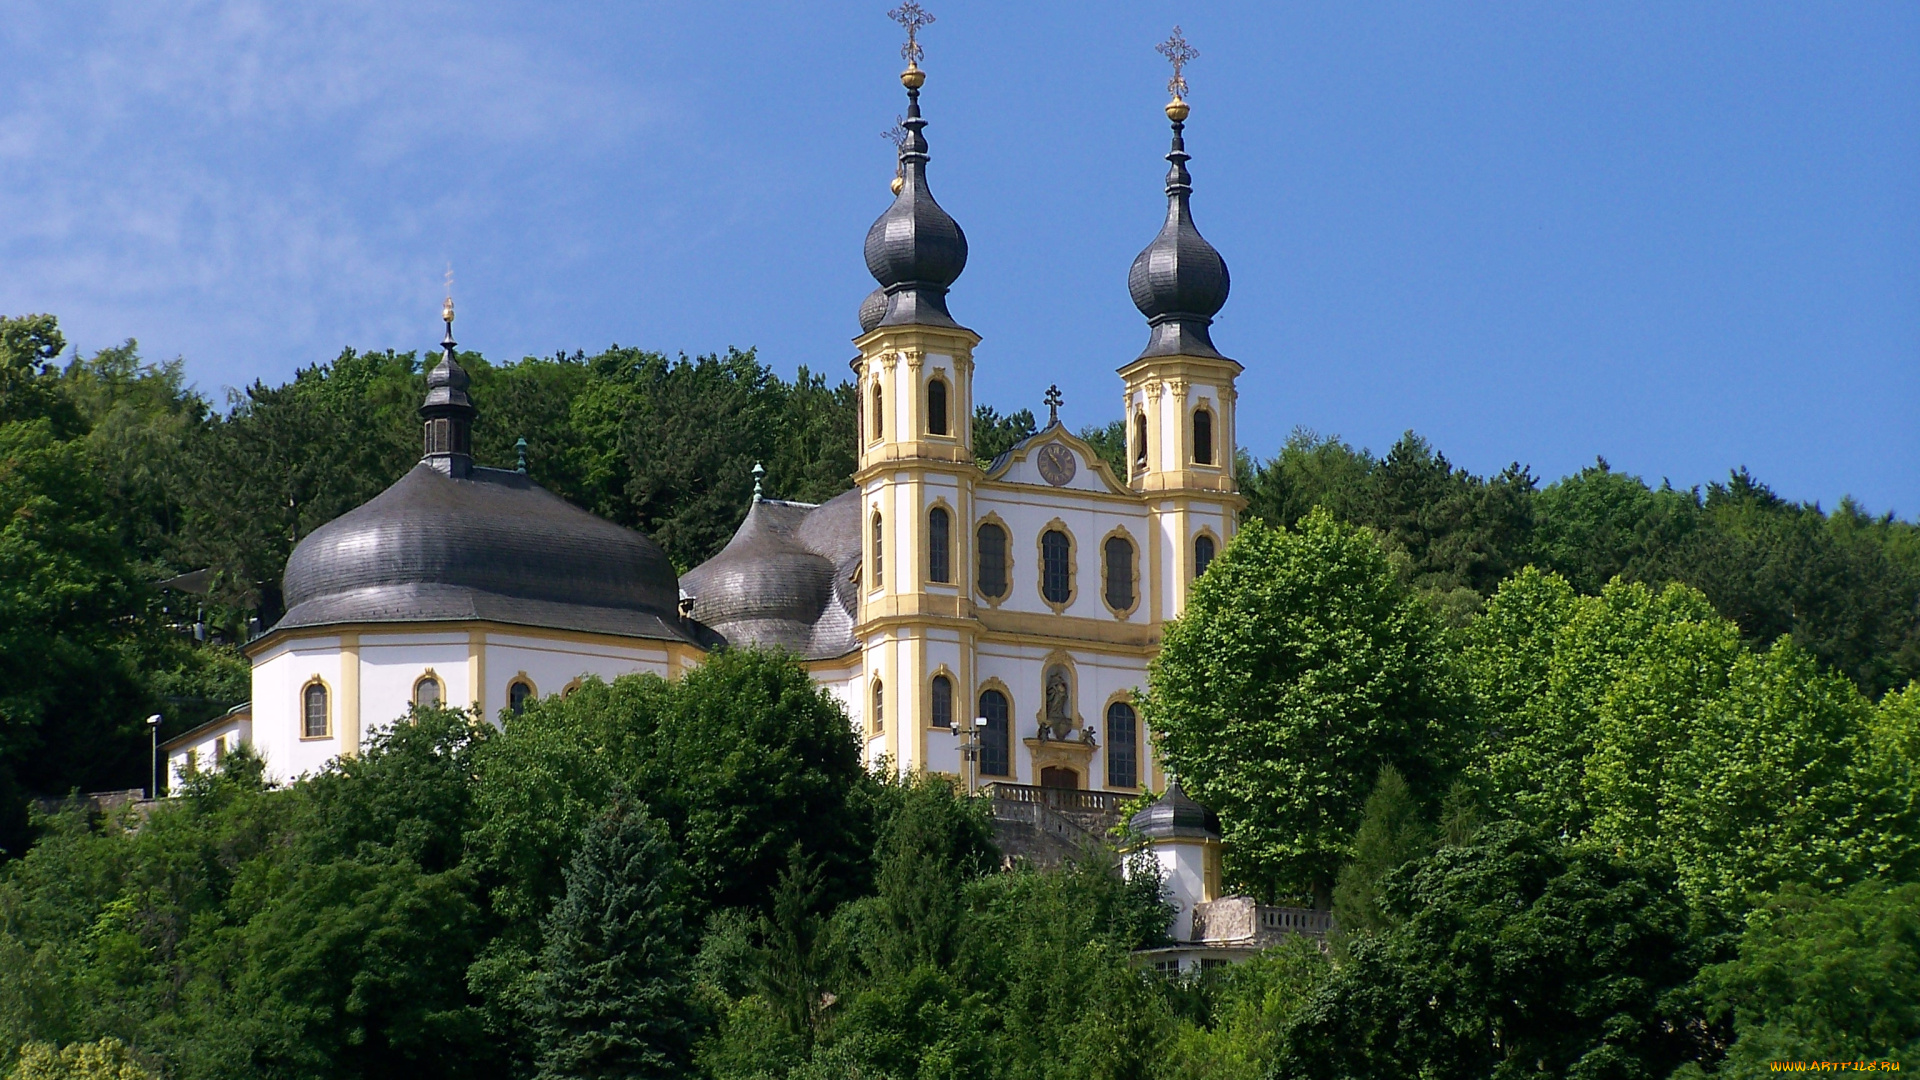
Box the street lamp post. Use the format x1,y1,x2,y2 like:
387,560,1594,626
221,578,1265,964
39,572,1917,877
146,713,163,799
954,715,987,795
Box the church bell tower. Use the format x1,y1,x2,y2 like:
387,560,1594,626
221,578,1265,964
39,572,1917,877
851,3,979,769
1121,29,1244,620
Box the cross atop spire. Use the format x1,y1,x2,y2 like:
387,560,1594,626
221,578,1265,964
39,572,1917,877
1044,384,1063,426
889,2,935,68
1157,26,1199,103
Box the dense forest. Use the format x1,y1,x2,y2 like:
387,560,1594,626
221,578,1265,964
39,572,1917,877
1,311,1916,1077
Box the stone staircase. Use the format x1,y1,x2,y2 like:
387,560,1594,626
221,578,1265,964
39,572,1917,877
983,783,1129,866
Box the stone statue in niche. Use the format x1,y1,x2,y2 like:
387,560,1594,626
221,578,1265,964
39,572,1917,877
1043,665,1075,740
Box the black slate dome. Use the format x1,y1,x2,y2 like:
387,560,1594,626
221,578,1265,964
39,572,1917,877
1128,106,1230,360
1128,780,1223,841
681,489,861,660
862,70,968,330
275,465,695,642
857,286,889,334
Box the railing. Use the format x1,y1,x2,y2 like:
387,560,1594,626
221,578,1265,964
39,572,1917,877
1260,907,1334,936
984,782,1128,816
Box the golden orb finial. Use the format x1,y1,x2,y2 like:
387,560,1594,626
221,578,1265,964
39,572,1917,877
1166,99,1190,122
901,64,926,89
891,174,905,195
442,296,455,325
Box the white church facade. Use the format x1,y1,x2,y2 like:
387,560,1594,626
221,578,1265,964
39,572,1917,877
209,53,1244,798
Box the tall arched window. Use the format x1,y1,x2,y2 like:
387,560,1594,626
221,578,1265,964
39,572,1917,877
927,378,949,436
302,682,328,738
413,674,441,709
1103,534,1136,612
1041,529,1072,605
1106,701,1138,788
1192,407,1215,465
871,383,885,442
1132,412,1147,472
976,521,1008,599
931,674,953,730
871,511,885,588
1195,534,1216,577
872,679,885,734
928,506,951,583
978,689,1010,777
509,679,535,715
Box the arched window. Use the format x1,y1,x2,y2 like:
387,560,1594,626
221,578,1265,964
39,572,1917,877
1195,534,1216,577
302,682,328,738
976,521,1008,599
508,679,535,716
413,674,441,710
1192,407,1215,466
931,674,953,730
927,377,949,436
928,506,951,583
871,511,885,587
871,382,885,442
1103,534,1136,612
1106,701,1138,788
872,679,885,734
978,689,1010,777
1041,529,1072,605
1132,412,1147,472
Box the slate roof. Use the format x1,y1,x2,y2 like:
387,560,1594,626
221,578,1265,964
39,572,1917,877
680,488,861,660
274,463,699,644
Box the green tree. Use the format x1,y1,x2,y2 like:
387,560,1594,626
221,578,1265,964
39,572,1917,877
1330,765,1431,939
1077,420,1127,479
1143,512,1471,905
530,801,697,1080
7,1038,157,1080
1277,823,1713,1080
1692,881,1920,1075
971,405,1035,467
1159,939,1330,1080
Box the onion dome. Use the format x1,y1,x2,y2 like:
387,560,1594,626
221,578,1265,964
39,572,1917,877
1128,778,1223,841
271,301,695,645
681,488,861,659
857,286,888,334
863,66,968,330
421,297,478,477
1128,100,1231,360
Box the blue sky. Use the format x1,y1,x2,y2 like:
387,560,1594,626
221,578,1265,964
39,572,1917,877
2,2,1915,512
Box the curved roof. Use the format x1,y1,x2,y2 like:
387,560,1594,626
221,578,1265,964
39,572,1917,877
1129,780,1222,841
681,488,861,660
1128,111,1230,361
276,464,697,644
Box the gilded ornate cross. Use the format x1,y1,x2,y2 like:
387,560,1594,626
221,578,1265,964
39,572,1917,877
1157,26,1199,102
1044,384,1063,425
889,2,935,66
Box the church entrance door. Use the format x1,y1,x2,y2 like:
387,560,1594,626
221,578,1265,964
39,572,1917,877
1039,766,1079,790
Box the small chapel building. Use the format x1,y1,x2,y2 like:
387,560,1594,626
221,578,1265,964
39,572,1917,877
224,53,1244,799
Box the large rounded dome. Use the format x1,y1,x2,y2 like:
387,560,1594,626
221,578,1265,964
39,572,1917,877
681,490,860,659
276,464,692,642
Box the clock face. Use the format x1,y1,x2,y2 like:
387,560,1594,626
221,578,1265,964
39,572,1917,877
1037,443,1077,487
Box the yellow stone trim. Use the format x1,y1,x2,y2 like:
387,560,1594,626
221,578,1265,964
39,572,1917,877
926,662,959,730
468,629,487,715
1023,737,1094,789
246,619,695,659
339,631,360,756
1100,689,1143,792
1098,523,1143,620
299,674,334,741
974,676,1016,781
1189,399,1218,468
973,510,1014,608
1034,517,1079,615
979,427,1134,497
412,669,446,710
1116,353,1244,382
1033,649,1084,734
506,671,537,716
924,495,959,587
924,368,957,441
1192,524,1223,581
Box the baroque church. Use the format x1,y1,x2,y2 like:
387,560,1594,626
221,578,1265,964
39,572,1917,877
175,31,1244,806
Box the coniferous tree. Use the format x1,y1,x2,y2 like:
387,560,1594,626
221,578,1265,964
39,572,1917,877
1332,765,1431,938
531,800,698,1080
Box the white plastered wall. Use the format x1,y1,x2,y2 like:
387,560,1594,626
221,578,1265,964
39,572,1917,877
164,714,252,792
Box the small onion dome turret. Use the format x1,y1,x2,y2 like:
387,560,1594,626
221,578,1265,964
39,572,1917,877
857,286,888,335
1128,779,1222,841
1128,99,1230,360
862,66,968,331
